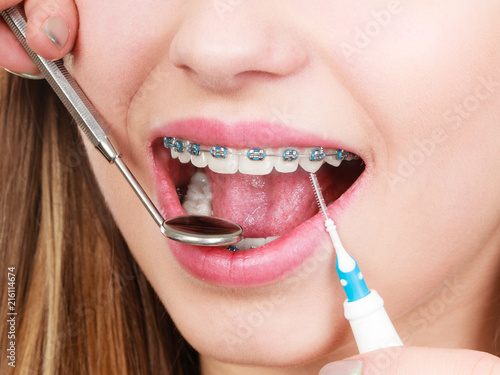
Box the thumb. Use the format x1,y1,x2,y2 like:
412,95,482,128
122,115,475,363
24,0,79,60
0,0,78,77
319,347,500,375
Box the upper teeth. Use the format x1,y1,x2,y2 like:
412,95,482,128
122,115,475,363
164,137,359,175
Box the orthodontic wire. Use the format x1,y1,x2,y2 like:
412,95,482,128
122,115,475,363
163,137,360,161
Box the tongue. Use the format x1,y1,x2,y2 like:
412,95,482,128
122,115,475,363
206,168,339,238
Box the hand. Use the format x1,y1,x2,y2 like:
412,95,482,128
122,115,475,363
319,347,500,375
0,0,78,78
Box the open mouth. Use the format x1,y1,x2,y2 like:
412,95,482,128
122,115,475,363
151,120,367,286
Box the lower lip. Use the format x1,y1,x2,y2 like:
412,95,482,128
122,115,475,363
168,215,326,287
155,171,368,288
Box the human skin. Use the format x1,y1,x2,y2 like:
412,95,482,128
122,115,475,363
2,1,500,374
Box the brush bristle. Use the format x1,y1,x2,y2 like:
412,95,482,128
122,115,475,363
309,173,329,220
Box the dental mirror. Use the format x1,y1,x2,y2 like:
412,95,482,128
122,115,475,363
162,216,243,246
2,5,243,247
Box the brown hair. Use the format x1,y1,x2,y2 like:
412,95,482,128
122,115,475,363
0,71,199,374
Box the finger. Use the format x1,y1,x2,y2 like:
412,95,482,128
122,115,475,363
0,12,42,76
320,347,500,375
0,0,24,10
24,0,79,60
0,1,38,74
0,0,78,76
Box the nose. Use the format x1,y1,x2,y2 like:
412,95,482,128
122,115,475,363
169,4,308,91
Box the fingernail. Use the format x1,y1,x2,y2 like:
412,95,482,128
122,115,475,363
42,16,70,49
319,360,363,375
3,68,44,80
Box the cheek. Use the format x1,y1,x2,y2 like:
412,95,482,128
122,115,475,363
339,1,500,146
322,0,500,315
70,1,179,140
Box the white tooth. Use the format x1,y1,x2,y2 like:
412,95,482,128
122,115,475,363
325,149,342,167
235,239,248,250
239,149,273,175
300,161,323,173
245,238,266,248
300,147,325,173
265,236,280,244
182,171,213,215
325,156,342,167
170,139,188,160
189,173,213,198
191,170,209,184
275,148,299,173
186,183,212,200
178,151,191,164
233,236,279,250
208,148,239,174
183,201,212,216
191,152,208,168
236,238,266,250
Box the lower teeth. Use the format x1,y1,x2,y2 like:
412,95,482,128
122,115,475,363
182,170,280,251
230,236,280,251
182,170,213,216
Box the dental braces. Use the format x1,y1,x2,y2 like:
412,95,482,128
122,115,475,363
163,137,360,162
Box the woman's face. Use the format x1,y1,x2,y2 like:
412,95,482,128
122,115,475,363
69,0,500,372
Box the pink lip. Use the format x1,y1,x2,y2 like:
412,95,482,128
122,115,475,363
151,119,370,287
149,118,363,152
